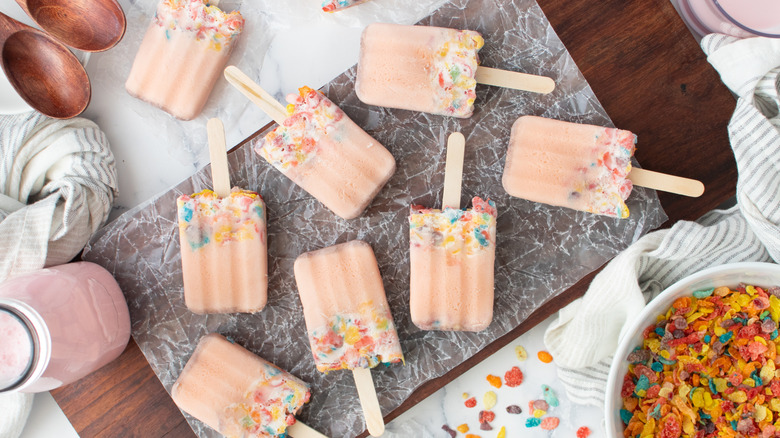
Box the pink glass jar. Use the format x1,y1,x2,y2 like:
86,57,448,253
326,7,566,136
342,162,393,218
0,262,131,393
676,0,780,38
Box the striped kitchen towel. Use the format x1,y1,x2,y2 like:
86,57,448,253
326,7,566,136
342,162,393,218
0,112,118,282
543,34,780,407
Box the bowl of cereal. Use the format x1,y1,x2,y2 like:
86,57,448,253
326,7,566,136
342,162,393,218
605,262,780,437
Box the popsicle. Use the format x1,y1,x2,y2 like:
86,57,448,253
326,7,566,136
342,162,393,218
126,0,244,120
224,66,395,220
355,23,556,118
409,133,497,331
171,333,326,438
321,0,369,12
502,115,705,218
177,119,268,314
294,240,404,437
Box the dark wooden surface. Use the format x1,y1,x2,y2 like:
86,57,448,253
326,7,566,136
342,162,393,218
51,0,738,435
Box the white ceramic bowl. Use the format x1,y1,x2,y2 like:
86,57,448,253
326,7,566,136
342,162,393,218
604,262,780,438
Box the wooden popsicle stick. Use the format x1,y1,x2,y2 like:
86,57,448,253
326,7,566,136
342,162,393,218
475,66,555,94
628,168,705,198
441,132,466,209
287,421,330,438
352,368,385,437
224,65,288,125
207,118,231,198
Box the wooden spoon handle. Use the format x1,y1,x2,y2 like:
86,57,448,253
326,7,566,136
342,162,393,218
224,65,288,125
207,118,231,198
628,168,705,197
442,132,466,209
0,11,27,43
352,368,385,437
287,421,330,438
475,66,555,94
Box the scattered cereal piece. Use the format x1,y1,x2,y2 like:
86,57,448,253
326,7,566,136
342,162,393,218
480,423,493,431
537,350,553,363
542,384,559,407
479,410,496,423
540,417,560,430
441,425,457,438
525,417,541,428
457,424,469,433
532,409,545,418
515,345,528,361
465,397,477,408
465,435,480,438
496,426,506,438
486,374,502,388
483,391,497,410
504,366,523,387
462,392,469,399
576,426,591,438
532,399,549,411
506,405,522,414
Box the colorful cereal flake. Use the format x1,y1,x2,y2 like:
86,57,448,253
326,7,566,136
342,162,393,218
504,366,523,387
478,410,496,423
441,424,457,438
486,374,502,388
537,350,553,363
621,284,780,436
506,405,522,414
515,345,528,361
576,426,592,438
540,416,560,430
464,397,477,408
496,426,506,438
457,424,469,433
483,391,497,410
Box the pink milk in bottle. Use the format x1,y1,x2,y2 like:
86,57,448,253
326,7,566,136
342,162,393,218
0,262,131,393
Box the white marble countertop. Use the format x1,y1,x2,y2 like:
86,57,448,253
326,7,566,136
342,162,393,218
0,0,701,435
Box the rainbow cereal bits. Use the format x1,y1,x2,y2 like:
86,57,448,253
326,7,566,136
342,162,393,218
621,283,780,437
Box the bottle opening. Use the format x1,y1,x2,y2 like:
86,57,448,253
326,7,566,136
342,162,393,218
0,307,35,391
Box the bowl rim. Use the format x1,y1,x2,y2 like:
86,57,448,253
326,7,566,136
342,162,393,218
604,261,780,437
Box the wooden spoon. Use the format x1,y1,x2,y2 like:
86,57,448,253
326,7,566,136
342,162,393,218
14,0,126,52
0,11,91,119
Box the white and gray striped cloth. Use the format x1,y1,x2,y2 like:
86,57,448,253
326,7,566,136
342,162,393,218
543,34,780,407
0,111,117,438
0,111,118,282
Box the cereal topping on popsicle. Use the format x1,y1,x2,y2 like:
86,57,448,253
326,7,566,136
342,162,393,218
258,87,344,171
219,365,311,437
410,197,497,255
573,127,635,218
321,0,370,12
177,188,265,251
432,30,484,117
309,301,404,372
155,0,244,49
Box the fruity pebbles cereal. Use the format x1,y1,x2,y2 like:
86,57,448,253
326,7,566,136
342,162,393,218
621,283,780,437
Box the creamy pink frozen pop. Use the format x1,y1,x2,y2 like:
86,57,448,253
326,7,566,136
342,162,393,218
356,23,484,118
177,188,267,314
126,0,244,120
294,240,404,373
171,334,312,438
409,197,497,331
502,115,636,218
258,86,396,220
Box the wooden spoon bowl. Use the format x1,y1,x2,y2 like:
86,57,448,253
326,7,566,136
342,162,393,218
0,12,91,119
16,0,126,52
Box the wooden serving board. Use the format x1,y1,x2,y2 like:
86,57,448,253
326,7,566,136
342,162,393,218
52,0,737,435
